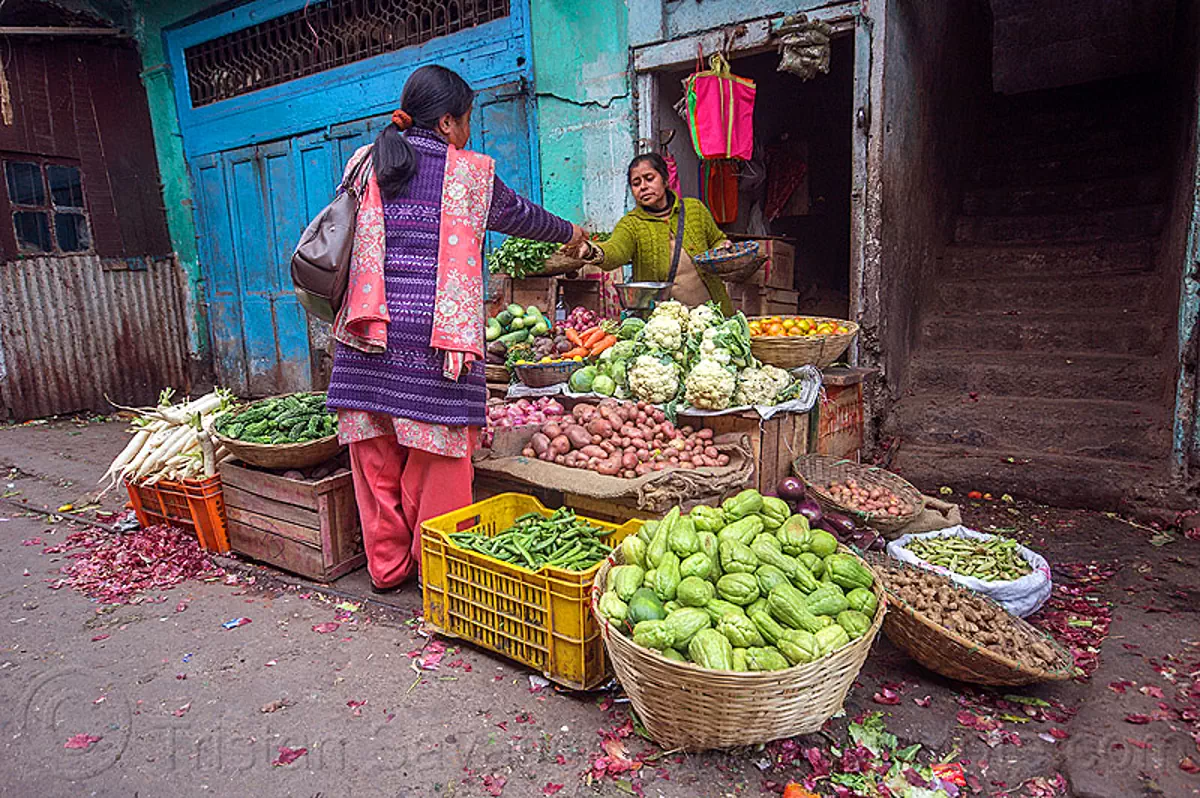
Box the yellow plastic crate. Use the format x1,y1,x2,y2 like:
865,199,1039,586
421,493,642,690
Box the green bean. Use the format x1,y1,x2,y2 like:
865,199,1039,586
446,508,612,573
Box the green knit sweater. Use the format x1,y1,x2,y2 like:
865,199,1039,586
597,196,733,315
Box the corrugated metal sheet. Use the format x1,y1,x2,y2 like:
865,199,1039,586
0,255,190,420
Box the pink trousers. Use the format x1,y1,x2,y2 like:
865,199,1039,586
348,436,474,589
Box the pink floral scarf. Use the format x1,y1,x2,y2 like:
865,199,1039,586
334,143,495,384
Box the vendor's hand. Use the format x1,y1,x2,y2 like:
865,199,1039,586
567,223,588,250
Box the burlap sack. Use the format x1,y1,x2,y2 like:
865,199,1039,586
882,495,963,540
473,433,754,513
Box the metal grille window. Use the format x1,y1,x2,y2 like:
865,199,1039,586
3,160,91,254
184,0,511,107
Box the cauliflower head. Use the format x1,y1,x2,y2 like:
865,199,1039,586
649,300,690,330
685,358,737,410
761,364,793,396
687,302,722,337
698,327,733,365
733,366,790,407
641,315,684,352
628,355,680,404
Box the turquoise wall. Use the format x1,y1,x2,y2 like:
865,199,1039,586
529,0,635,231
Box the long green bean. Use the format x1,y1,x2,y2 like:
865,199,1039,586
904,535,1032,581
447,507,612,573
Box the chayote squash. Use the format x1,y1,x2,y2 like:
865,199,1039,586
653,552,681,602
846,587,878,618
688,628,734,670
660,647,688,663
717,516,764,547
598,591,628,624
625,588,666,627
722,489,764,520
745,646,791,671
697,531,721,582
677,575,715,607
620,536,647,569
750,609,786,646
665,607,712,649
777,628,820,665
719,540,759,574
663,600,682,614
837,609,872,639
608,564,645,602
718,612,765,648
689,505,726,534
777,515,811,556
747,597,770,617
805,585,850,617
702,598,746,625
731,647,748,672
768,583,827,633
668,517,700,558
716,573,761,605
824,554,875,591
633,619,675,651
805,529,839,558
751,536,801,578
755,564,791,596
637,519,659,545
798,552,825,578
642,568,657,588
815,624,851,656
680,551,713,581
789,562,821,594
646,507,679,568
759,496,791,530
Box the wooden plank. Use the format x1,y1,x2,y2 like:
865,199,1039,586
759,415,781,493
219,461,316,507
225,505,321,548
222,484,320,530
328,487,364,566
227,520,330,582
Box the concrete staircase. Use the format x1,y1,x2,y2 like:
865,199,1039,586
888,79,1175,509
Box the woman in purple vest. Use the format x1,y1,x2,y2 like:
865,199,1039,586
327,65,585,591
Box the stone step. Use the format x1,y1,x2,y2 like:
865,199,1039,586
969,146,1163,188
961,172,1166,216
953,204,1165,245
906,351,1169,403
930,274,1159,313
939,240,1157,279
919,311,1170,357
886,443,1167,511
891,395,1170,462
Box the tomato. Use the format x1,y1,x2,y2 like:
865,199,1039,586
787,327,804,336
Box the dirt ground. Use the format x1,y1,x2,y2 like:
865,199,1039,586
0,418,1197,798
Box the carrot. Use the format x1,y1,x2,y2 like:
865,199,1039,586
562,347,591,359
565,328,584,347
582,327,606,348
590,334,618,355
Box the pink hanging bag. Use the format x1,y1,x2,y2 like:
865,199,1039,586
685,53,757,161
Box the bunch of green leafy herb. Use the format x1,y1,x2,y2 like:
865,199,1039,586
487,237,561,279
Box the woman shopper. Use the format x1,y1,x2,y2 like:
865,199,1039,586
577,153,734,314
327,65,585,591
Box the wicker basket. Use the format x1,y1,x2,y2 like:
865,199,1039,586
695,241,766,283
750,317,859,370
869,555,1074,686
515,360,582,388
792,454,923,533
485,364,510,384
212,393,344,471
540,246,587,276
591,545,886,750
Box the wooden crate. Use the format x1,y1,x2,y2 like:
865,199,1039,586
678,410,812,493
815,366,872,461
726,283,800,317
510,276,558,314
219,459,365,582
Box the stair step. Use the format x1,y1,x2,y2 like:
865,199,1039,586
940,240,1157,279
907,352,1167,403
970,146,1163,188
961,173,1166,216
891,395,1169,462
980,125,1152,162
886,443,1166,511
930,274,1159,313
919,311,1169,357
954,205,1164,244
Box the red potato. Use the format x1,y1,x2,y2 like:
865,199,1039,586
591,435,602,445
652,462,665,471
530,433,551,456
717,454,730,466
623,469,636,479
565,426,592,449
600,441,617,454
521,447,535,458
538,451,554,461
621,452,638,469
697,428,714,440
587,418,613,437
632,439,649,451
679,452,691,463
705,446,719,459
680,461,694,469
549,435,571,456
579,445,606,460
595,458,621,476
542,422,563,440
635,411,647,424
635,463,649,476
554,454,566,464
636,449,650,462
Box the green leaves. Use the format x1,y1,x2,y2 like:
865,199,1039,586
487,237,560,279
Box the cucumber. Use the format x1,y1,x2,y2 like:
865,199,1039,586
486,318,503,341
496,310,514,327
506,303,526,318
497,329,530,346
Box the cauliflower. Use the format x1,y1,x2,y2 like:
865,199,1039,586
649,300,690,331
698,327,733,365
733,365,794,407
687,302,722,337
684,358,737,410
628,355,680,404
641,315,684,352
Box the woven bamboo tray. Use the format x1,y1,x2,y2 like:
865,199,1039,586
695,241,765,283
485,364,510,384
870,555,1073,686
515,360,581,388
792,454,923,533
591,545,886,750
212,393,344,470
750,317,858,369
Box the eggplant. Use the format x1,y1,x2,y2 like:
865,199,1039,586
795,498,823,524
777,476,806,504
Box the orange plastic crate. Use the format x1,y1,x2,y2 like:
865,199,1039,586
421,493,642,690
126,474,230,554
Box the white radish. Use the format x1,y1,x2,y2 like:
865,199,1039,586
100,428,150,484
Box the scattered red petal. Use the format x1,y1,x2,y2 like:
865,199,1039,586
273,746,307,766
90,634,109,642
1109,680,1134,694
914,695,932,707
1124,713,1153,725
1048,728,1070,740
1181,756,1200,774
482,773,507,795
1127,738,1152,750
64,733,101,750
873,687,901,705
554,754,567,765
311,622,340,634
542,784,564,795
172,702,191,717
1140,685,1165,698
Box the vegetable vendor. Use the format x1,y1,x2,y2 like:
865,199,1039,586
575,153,734,315
326,65,586,592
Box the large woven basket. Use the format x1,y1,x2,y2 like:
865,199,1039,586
869,555,1074,686
485,364,510,384
212,393,344,471
792,454,923,533
515,360,581,388
591,545,886,750
750,317,859,369
694,241,765,283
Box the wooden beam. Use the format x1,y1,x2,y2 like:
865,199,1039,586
0,26,126,37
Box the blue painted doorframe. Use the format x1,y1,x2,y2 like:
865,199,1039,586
165,0,538,395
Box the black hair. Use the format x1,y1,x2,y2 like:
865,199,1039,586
372,64,475,199
627,153,670,185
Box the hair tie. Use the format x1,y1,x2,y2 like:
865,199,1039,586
392,108,413,131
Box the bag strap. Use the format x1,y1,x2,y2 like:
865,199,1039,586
667,195,687,284
341,147,373,199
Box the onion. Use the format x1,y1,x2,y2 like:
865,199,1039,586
795,498,823,524
776,476,806,503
